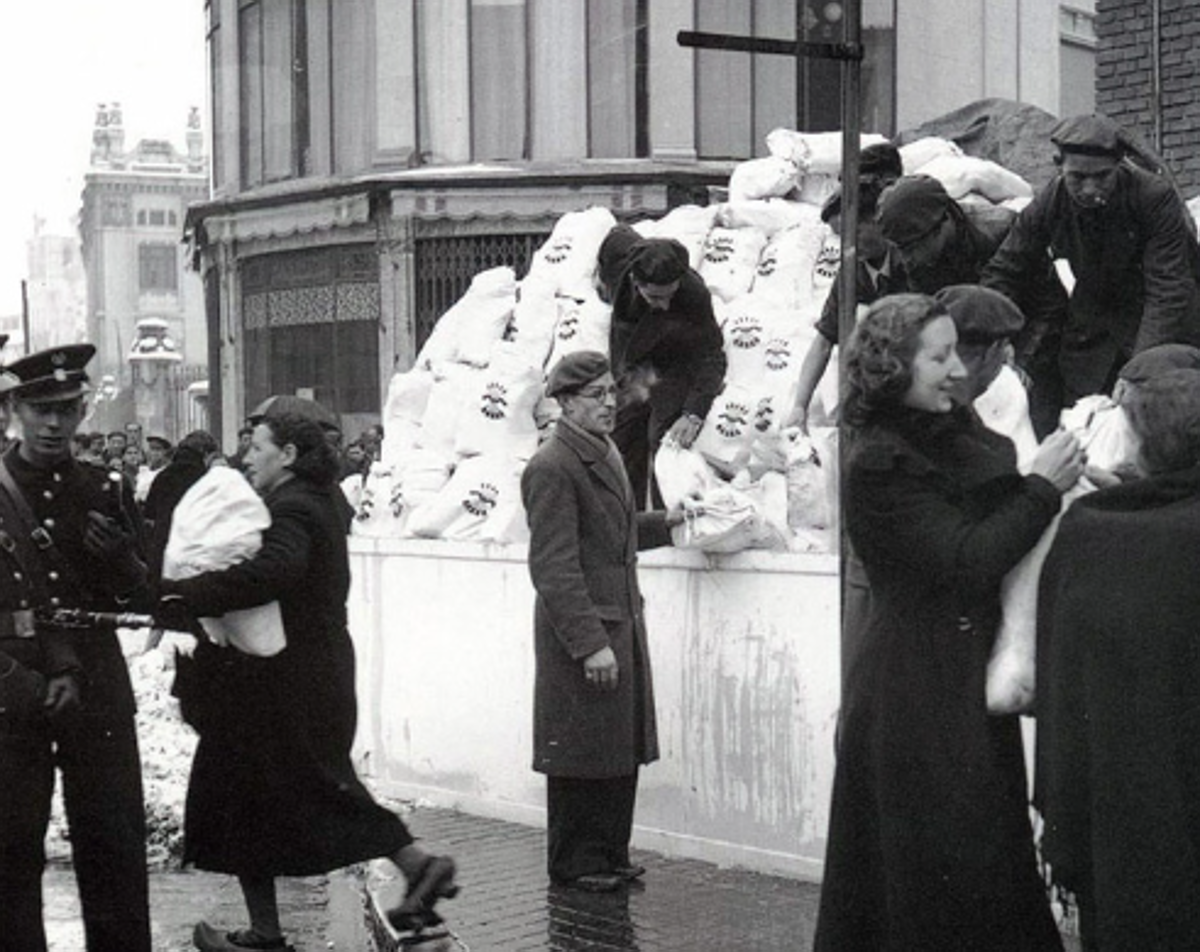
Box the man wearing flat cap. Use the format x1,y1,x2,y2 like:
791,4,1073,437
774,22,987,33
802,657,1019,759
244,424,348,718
521,352,684,892
983,111,1200,426
0,344,151,952
596,225,726,508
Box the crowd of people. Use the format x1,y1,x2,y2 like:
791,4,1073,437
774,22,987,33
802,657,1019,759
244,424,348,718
3,108,1200,952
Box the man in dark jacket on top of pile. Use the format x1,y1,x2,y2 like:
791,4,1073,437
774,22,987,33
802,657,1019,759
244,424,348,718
596,226,726,509
983,112,1200,418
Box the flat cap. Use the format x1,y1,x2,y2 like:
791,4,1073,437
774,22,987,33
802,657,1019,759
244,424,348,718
1050,114,1123,157
1118,343,1200,385
145,435,173,450
877,175,955,248
0,343,95,403
546,351,610,398
819,142,903,223
248,394,340,432
934,285,1025,344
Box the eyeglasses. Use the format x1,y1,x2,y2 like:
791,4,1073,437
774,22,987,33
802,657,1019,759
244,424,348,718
574,385,619,401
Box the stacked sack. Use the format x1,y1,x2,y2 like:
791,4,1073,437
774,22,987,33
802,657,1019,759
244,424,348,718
357,127,947,552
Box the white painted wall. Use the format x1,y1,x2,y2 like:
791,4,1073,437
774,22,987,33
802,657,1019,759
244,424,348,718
348,538,841,881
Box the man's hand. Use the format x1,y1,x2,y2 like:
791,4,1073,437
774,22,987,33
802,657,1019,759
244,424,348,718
155,594,201,635
84,510,133,558
666,413,703,449
582,645,618,691
44,673,81,718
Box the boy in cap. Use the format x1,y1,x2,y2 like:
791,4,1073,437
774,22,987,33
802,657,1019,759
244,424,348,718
0,344,151,952
983,112,1200,424
521,352,685,892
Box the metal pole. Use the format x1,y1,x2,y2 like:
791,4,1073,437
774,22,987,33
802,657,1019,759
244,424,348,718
837,0,863,660
20,279,30,355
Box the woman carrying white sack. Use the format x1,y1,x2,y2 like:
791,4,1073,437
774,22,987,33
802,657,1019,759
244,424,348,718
154,401,458,952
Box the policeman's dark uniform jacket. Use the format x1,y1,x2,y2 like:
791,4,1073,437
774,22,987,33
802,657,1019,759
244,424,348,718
0,344,151,952
597,225,726,507
982,113,1200,404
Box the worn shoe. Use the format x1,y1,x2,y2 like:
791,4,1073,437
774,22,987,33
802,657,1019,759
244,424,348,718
193,922,295,952
387,854,460,932
613,864,646,881
562,872,624,892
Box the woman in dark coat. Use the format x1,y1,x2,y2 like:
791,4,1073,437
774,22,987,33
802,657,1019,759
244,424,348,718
814,294,1083,951
1037,368,1200,951
159,410,457,951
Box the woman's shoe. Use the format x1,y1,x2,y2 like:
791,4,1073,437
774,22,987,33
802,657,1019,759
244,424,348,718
193,921,295,952
387,855,460,932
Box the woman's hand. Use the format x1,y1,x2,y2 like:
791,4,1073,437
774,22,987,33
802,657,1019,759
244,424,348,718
1029,429,1086,492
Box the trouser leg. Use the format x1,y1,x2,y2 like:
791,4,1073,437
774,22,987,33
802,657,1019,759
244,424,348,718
612,401,651,511
55,711,151,952
546,773,638,882
0,725,54,952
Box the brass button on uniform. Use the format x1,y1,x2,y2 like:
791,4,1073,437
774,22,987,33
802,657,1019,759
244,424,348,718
48,571,59,582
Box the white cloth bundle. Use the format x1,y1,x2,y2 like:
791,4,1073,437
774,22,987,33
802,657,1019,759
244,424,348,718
727,156,801,202
544,294,612,371
717,199,817,237
349,462,411,539
525,206,616,299
691,383,764,474
917,154,1033,203
898,136,963,174
764,128,889,174
416,266,517,368
162,467,285,657
405,455,528,543
697,225,769,303
633,205,719,270
452,345,543,461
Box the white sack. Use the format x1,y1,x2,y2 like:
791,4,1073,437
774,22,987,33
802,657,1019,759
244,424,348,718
918,153,1033,203
416,266,517,368
898,136,963,174
691,384,762,474
406,455,528,543
525,206,616,299
453,345,543,460
749,215,830,309
728,156,801,202
162,466,285,657
697,226,769,303
634,205,719,270
545,294,612,370
505,275,561,364
765,128,888,174
418,362,484,458
718,199,817,237
381,367,436,465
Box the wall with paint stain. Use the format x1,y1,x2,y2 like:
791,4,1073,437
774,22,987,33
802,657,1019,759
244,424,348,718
347,537,840,881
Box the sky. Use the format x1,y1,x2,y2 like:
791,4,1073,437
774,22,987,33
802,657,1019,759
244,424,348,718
0,1,207,317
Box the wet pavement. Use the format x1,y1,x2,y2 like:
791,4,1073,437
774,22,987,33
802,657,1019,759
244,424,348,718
44,806,820,951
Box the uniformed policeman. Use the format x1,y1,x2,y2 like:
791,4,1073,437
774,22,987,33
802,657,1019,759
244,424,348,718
0,344,151,952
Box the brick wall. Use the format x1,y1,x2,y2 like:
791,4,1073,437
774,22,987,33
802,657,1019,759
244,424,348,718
1096,0,1200,197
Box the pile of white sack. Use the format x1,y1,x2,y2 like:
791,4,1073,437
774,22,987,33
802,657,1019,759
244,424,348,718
350,128,1037,553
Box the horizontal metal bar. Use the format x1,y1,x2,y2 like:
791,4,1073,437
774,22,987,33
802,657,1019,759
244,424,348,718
677,30,863,61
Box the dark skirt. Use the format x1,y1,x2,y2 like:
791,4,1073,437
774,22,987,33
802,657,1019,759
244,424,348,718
180,638,410,877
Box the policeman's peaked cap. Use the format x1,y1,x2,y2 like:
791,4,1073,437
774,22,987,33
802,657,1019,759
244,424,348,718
0,343,96,403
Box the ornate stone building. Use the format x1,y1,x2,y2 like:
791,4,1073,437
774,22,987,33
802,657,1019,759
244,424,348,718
188,0,1090,444
78,104,210,439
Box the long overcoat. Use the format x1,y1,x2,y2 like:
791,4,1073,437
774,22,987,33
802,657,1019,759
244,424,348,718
165,476,408,876
815,406,1064,952
520,419,669,778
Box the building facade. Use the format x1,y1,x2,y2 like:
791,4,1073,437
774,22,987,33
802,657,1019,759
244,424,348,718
79,104,210,440
24,218,88,355
190,0,1091,445
1095,0,1200,196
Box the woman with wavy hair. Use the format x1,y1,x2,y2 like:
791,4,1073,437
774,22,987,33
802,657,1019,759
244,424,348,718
815,294,1082,951
159,408,457,952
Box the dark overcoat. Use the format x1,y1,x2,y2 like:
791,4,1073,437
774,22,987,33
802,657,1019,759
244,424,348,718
520,419,669,778
815,406,1064,952
983,162,1200,397
1037,466,1200,951
165,476,408,876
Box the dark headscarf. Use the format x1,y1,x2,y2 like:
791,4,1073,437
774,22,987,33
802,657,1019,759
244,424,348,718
628,238,689,285
1118,343,1200,386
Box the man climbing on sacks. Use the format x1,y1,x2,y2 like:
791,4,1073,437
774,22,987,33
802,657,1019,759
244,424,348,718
983,112,1200,420
597,226,726,509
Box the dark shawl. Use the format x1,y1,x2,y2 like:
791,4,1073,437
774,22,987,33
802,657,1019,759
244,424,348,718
1036,465,1200,950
